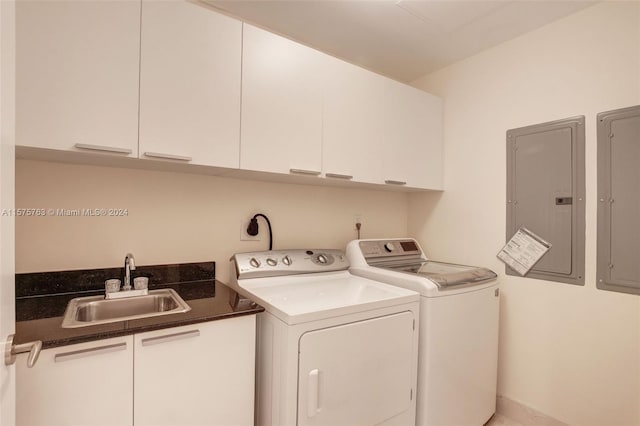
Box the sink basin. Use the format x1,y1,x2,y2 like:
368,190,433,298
61,289,191,328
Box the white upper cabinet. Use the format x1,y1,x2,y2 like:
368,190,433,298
241,24,327,176
323,60,388,185
324,58,443,189
15,2,442,190
382,79,444,190
241,23,443,189
16,0,140,156
139,1,242,167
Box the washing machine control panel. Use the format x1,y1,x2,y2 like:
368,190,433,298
233,249,349,279
359,239,423,259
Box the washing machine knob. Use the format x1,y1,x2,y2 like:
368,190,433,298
384,242,396,253
282,255,292,266
249,257,261,268
266,258,277,266
316,254,328,264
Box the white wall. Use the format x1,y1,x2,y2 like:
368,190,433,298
15,159,409,280
410,2,640,425
0,0,16,424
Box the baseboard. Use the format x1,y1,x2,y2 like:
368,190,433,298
496,395,569,426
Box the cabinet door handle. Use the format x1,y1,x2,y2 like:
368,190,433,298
4,334,42,368
143,152,193,162
325,173,353,180
384,179,407,186
289,168,321,176
307,369,321,418
54,342,127,363
141,329,200,347
74,143,132,155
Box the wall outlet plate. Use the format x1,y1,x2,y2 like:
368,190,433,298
240,220,260,241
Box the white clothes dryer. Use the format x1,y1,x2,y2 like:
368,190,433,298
347,239,500,426
230,249,420,426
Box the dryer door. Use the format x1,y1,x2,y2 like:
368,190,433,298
297,311,415,426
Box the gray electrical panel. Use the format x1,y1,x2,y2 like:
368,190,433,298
597,105,640,295
506,116,585,285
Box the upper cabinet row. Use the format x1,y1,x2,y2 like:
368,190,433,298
16,1,443,190
16,0,241,167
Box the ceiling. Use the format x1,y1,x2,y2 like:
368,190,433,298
207,0,597,82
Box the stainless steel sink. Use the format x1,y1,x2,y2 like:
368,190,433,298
61,289,191,328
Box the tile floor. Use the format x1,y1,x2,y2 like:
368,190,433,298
485,413,526,426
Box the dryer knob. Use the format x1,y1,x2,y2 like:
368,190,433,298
282,255,292,266
249,257,261,268
384,242,396,253
316,254,328,264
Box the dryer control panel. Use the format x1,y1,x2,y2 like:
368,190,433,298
232,249,349,279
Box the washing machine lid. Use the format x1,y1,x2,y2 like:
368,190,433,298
373,259,497,288
236,271,419,325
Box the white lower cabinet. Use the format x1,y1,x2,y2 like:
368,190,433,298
16,335,134,426
17,317,256,426
134,317,256,426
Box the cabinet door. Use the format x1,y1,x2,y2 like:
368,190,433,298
382,80,444,190
324,60,443,189
323,60,387,184
16,336,134,426
16,0,140,156
241,24,326,176
298,312,415,426
134,317,256,426
139,1,241,167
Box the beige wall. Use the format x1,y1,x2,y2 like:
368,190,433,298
410,2,640,425
1,0,16,424
15,159,409,280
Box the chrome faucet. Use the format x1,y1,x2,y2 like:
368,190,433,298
123,253,136,291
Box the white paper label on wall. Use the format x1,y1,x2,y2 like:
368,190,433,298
497,227,551,276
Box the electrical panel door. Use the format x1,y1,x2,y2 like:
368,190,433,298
597,105,640,295
506,116,585,285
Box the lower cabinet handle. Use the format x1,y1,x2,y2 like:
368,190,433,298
384,179,407,186
307,369,321,418
143,152,193,162
141,329,200,347
289,168,321,176
54,342,127,363
325,173,353,180
74,143,132,155
4,334,42,368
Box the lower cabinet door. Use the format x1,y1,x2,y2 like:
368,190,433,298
133,316,256,426
16,336,134,426
297,311,416,426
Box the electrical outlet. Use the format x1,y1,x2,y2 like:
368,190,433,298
240,220,260,241
354,214,362,229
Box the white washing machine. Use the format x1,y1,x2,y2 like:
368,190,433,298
346,239,500,426
229,249,421,426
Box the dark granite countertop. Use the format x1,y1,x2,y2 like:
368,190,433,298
15,262,263,349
